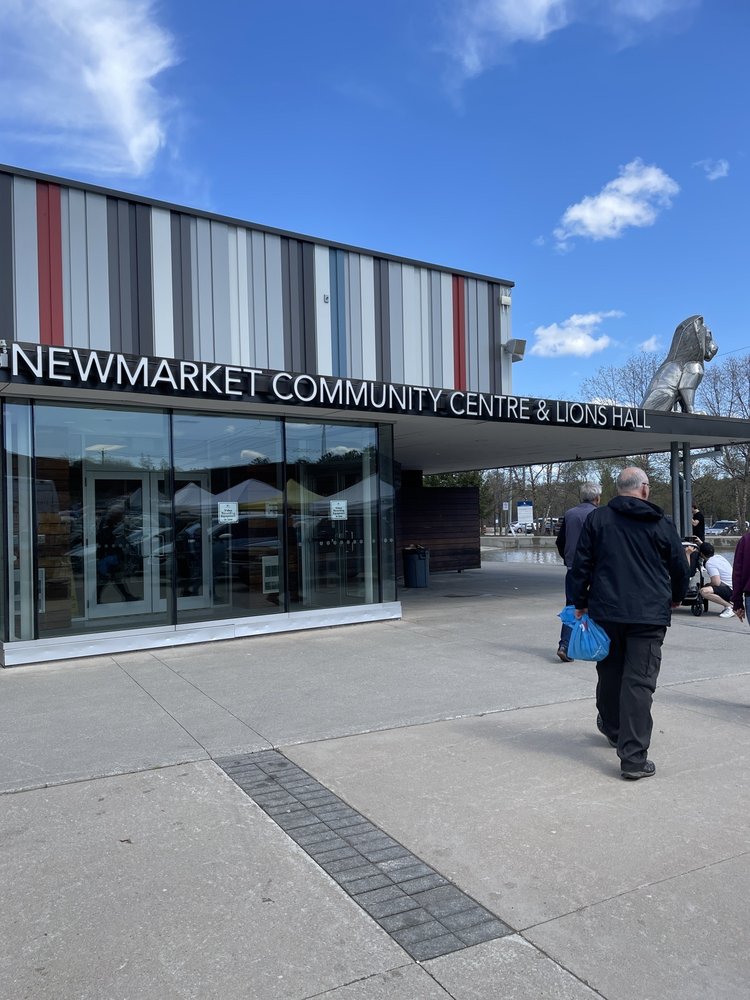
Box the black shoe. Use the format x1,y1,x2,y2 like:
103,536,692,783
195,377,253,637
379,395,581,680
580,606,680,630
621,760,656,780
596,713,618,748
557,645,574,663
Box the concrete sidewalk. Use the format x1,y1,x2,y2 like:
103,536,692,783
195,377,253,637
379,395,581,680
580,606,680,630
1,557,749,999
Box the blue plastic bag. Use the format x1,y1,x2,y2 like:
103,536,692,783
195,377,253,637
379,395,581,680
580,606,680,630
557,606,610,661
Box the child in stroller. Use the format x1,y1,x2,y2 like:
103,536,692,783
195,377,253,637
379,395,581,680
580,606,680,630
681,537,709,616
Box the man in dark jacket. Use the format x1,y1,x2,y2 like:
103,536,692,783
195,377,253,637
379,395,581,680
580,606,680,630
555,481,601,661
569,467,690,780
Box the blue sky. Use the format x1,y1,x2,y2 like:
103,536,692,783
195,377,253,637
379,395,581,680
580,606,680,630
0,0,747,399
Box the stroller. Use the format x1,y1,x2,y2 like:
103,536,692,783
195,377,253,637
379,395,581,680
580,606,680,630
681,539,709,616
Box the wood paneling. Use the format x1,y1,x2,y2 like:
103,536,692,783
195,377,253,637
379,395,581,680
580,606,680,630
396,486,481,576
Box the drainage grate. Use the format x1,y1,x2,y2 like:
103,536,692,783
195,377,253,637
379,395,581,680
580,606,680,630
216,750,512,962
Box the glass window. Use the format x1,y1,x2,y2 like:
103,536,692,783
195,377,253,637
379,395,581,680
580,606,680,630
172,413,284,622
286,421,379,611
33,403,171,638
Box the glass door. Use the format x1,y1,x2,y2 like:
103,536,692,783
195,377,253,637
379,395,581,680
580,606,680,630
84,472,165,619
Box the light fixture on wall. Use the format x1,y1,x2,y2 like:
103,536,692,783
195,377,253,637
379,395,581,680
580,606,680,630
499,294,512,307
503,338,526,363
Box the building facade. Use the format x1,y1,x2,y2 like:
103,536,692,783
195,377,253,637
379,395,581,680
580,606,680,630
0,166,516,665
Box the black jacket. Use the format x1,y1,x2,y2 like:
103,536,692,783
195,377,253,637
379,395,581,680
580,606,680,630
555,500,597,568
569,495,690,625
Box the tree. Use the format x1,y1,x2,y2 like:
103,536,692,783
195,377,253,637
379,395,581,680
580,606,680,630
579,353,660,407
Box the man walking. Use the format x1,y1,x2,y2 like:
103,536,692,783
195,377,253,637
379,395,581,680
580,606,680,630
569,467,689,780
555,481,601,662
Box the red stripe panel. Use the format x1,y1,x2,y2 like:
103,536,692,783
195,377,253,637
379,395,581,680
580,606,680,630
452,274,466,390
37,182,64,346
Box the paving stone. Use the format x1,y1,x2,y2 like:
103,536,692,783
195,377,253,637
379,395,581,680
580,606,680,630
401,874,448,895
410,885,479,918
387,862,435,883
274,811,320,831
378,908,436,933
407,933,465,962
440,905,494,932
353,884,406,907
319,855,371,876
391,919,450,947
307,843,358,863
343,873,393,895
454,918,512,946
293,828,344,848
361,894,422,919
334,864,382,886
366,845,413,864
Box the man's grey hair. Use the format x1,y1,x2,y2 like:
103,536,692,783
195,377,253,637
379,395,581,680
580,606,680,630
617,468,646,493
580,481,601,502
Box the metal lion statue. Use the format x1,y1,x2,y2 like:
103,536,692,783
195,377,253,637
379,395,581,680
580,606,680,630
641,315,718,412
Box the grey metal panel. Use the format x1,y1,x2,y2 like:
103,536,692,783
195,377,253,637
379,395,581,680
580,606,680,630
106,198,122,351
388,260,403,383
265,233,284,370
135,202,154,357
489,283,503,394
430,271,442,387
171,213,195,360
0,172,13,344
85,192,111,351
170,213,185,358
374,258,390,382
59,188,71,345
210,221,231,364
118,200,137,355
330,248,346,376
280,237,294,370
302,241,317,374
195,217,214,361
250,230,268,367
348,253,362,379
465,278,479,392
12,176,40,343
476,281,490,393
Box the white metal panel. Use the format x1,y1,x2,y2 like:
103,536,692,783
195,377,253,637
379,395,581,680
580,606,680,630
359,255,376,380
85,192,111,351
210,221,231,364
150,207,174,358
440,272,454,389
195,218,214,361
420,268,431,387
401,264,422,384
265,233,284,370
12,176,40,343
314,244,333,375
388,261,403,383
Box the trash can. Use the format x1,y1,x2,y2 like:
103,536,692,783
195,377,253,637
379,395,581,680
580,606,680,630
402,545,430,587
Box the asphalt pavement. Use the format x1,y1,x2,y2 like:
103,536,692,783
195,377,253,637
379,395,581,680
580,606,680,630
1,551,748,999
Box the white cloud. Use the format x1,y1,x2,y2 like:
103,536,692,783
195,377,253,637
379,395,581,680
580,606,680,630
639,336,659,352
0,0,178,177
446,0,568,78
694,158,730,181
530,311,624,358
553,158,679,249
443,0,699,81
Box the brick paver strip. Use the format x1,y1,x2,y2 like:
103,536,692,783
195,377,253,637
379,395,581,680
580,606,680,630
216,749,513,961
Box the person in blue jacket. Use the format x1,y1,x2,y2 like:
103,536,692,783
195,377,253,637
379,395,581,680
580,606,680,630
555,481,601,661
568,467,689,780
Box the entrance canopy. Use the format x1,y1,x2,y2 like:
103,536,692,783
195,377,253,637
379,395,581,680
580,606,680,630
387,407,750,474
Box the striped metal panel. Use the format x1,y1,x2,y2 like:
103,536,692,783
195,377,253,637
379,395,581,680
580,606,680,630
0,169,511,393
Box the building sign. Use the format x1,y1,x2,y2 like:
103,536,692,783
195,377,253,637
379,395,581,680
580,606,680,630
0,342,652,432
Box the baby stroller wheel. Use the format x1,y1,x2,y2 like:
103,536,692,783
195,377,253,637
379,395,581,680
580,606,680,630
691,601,703,616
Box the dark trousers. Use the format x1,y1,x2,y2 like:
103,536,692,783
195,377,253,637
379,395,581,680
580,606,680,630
559,569,575,650
595,621,667,767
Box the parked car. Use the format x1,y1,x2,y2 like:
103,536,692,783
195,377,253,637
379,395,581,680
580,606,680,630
509,521,534,534
705,519,738,536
